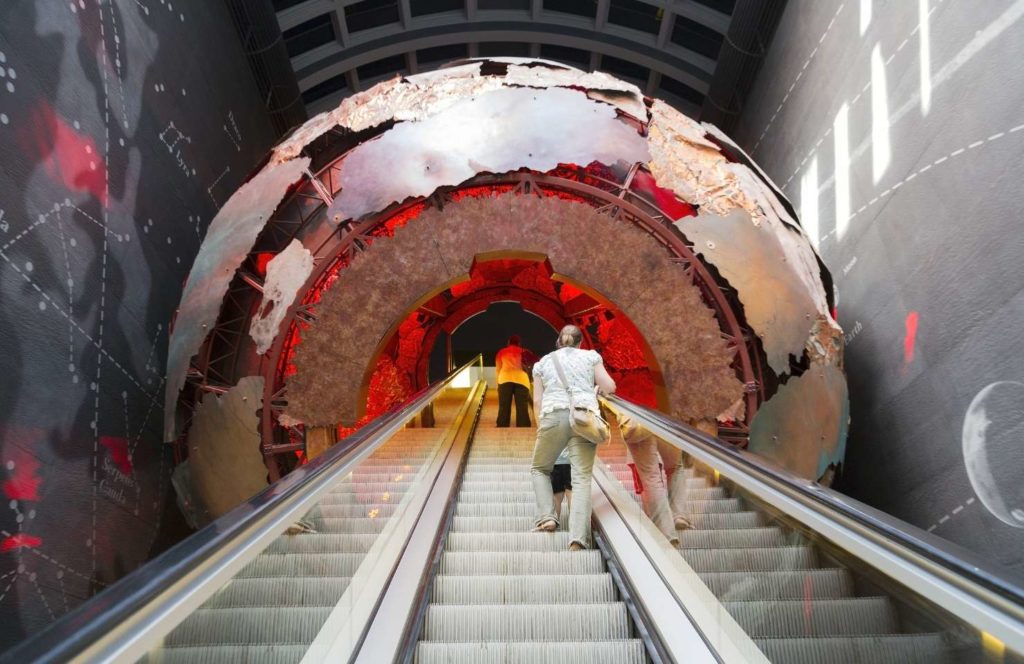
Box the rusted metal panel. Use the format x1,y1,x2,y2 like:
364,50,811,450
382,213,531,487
271,61,648,167
187,376,268,519
328,87,651,222
270,64,502,164
748,364,849,480
677,208,838,374
249,239,314,355
503,64,648,119
163,158,309,441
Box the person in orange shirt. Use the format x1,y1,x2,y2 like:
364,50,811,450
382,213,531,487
495,335,536,427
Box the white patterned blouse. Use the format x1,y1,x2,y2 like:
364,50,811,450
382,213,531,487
532,347,603,417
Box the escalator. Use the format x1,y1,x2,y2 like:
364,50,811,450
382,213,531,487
3,359,1023,663
599,437,950,662
416,407,645,663
146,395,469,662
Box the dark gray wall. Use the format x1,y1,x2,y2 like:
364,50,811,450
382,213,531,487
733,0,1024,578
0,0,274,646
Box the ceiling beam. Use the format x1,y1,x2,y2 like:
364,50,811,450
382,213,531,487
595,0,610,31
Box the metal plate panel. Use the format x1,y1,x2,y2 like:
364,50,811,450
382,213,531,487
328,87,651,221
187,376,267,519
749,364,849,480
249,239,314,355
677,208,837,374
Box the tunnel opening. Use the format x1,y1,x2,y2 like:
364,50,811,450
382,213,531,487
354,254,666,433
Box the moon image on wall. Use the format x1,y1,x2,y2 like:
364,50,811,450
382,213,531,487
962,381,1024,528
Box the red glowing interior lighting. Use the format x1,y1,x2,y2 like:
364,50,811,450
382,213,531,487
446,184,516,203
254,252,275,277
629,170,696,221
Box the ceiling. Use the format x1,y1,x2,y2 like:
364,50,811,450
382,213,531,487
270,0,739,118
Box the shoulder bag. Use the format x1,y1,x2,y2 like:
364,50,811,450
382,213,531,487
550,351,611,445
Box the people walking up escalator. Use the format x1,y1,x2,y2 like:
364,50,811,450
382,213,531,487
495,335,537,427
619,414,693,547
529,325,616,550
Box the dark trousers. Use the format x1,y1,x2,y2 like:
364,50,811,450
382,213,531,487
497,382,531,427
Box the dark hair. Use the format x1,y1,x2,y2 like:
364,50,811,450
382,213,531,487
556,324,583,349
508,334,521,346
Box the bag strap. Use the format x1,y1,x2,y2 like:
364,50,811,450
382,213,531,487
550,352,576,409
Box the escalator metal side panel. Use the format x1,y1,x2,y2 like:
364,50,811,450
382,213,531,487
591,461,765,664
348,381,487,664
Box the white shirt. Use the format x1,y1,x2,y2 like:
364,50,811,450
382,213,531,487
533,347,602,417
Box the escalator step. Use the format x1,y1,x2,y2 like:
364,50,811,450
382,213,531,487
308,503,399,519
457,491,535,504
143,644,308,664
202,577,352,608
338,472,419,483
688,511,767,529
422,604,630,641
455,503,535,517
264,533,378,554
462,472,532,482
445,532,573,552
237,553,366,578
699,569,854,601
164,607,331,646
459,481,533,492
315,492,407,505
754,633,951,664
414,640,646,664
440,551,605,575
682,545,817,572
683,498,743,514
451,516,567,532
677,527,788,549
303,516,389,534
327,481,415,493
679,487,728,500
431,574,616,604
724,597,897,637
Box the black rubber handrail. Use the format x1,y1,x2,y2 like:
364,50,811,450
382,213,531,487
1,356,484,663
604,395,1024,614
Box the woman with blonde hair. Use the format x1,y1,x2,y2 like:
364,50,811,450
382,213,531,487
530,324,616,550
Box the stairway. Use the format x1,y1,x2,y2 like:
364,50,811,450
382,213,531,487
145,395,467,664
416,398,645,664
597,434,952,664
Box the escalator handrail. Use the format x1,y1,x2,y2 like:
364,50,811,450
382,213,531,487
1,356,484,664
603,395,1024,625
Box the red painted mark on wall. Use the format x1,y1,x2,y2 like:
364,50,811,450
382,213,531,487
18,103,108,205
3,451,43,502
100,436,133,475
0,534,42,553
903,311,920,368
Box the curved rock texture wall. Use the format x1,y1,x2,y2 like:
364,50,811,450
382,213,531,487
164,57,848,523
0,1,275,647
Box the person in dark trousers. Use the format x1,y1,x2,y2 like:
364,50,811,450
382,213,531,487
496,335,536,427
